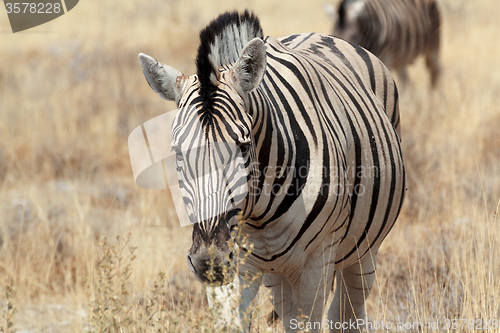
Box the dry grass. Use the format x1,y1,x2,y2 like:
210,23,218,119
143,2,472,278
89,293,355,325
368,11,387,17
0,0,499,331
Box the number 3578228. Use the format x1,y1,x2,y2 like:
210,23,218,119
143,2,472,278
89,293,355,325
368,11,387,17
6,3,61,14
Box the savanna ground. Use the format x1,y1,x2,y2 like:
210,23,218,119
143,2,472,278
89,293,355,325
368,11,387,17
0,0,499,331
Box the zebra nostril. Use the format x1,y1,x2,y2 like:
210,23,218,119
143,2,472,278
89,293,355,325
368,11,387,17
229,252,234,260
186,253,196,273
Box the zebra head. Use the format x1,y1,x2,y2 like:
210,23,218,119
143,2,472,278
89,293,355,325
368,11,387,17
139,12,266,285
326,0,367,44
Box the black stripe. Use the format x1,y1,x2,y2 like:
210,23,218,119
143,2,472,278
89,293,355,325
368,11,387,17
279,34,301,46
355,46,376,92
266,49,318,147
391,82,399,126
290,32,315,50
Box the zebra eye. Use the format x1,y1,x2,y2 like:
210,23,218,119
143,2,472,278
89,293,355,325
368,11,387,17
239,142,251,156
176,154,184,168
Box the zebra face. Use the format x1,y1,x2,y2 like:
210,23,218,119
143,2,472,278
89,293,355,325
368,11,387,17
171,87,253,223
139,37,266,284
172,79,258,285
329,0,366,44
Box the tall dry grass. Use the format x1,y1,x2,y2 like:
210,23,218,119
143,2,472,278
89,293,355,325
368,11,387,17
0,0,499,331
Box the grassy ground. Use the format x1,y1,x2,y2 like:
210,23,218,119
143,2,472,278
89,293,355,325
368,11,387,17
0,0,499,331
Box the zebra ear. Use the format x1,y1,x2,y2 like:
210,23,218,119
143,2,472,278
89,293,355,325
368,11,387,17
138,53,185,102
232,37,267,94
323,2,338,22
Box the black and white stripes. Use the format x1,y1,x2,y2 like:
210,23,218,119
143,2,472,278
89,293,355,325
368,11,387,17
139,11,405,333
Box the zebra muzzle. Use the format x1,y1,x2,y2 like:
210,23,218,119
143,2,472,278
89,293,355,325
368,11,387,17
187,249,235,286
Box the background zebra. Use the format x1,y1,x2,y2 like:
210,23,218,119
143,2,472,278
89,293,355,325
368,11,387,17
139,10,405,332
324,0,442,88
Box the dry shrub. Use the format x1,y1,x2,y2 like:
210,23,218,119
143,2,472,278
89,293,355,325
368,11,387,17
481,113,500,164
0,190,94,298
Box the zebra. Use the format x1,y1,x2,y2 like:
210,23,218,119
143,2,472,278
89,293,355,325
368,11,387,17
324,0,442,87
138,10,405,332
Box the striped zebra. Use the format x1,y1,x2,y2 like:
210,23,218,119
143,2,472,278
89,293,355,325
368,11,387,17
324,0,442,87
139,11,405,332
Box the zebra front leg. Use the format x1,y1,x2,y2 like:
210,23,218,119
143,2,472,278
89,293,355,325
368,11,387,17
206,280,242,330
263,273,293,328
206,271,262,332
328,251,378,333
239,269,263,327
285,251,337,333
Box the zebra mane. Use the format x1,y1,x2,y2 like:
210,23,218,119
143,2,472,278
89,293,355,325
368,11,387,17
196,10,264,107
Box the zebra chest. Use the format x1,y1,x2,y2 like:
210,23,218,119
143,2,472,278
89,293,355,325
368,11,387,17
242,199,350,272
